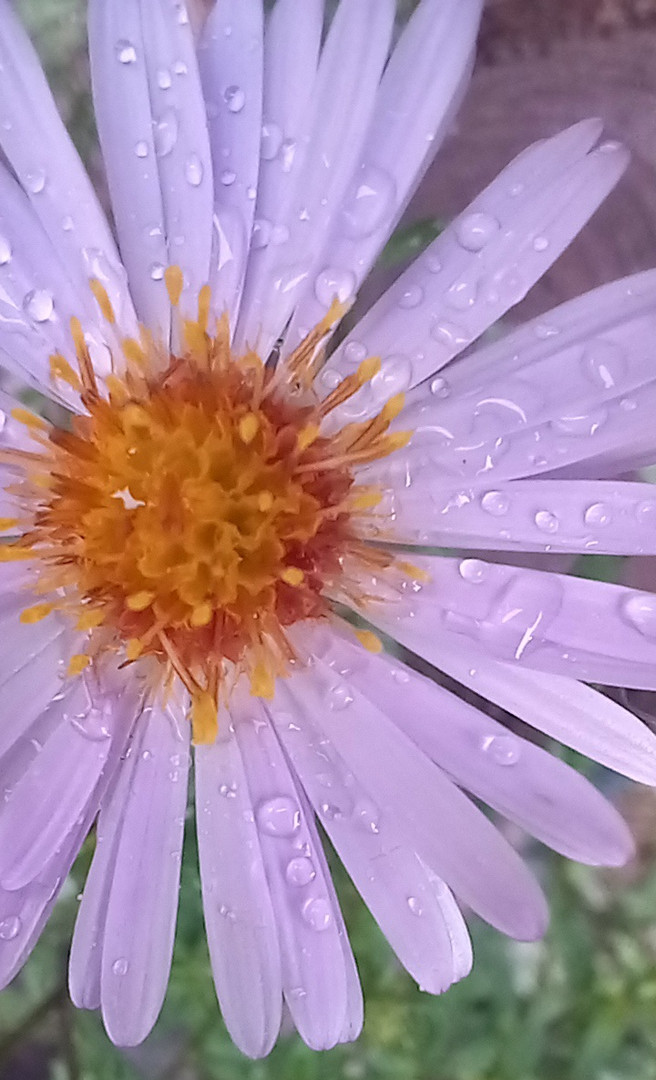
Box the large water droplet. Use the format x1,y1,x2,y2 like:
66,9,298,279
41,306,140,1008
185,154,204,187
301,897,332,932
154,110,179,157
0,915,21,941
0,237,12,266
621,593,656,639
135,140,149,158
458,559,487,583
398,283,424,309
112,957,129,976
584,502,612,527
341,164,397,239
481,490,510,517
220,169,236,186
115,40,137,64
256,795,300,837
23,289,54,322
25,169,46,194
481,733,521,766
314,267,356,307
430,375,450,398
70,706,111,742
446,279,477,311
455,211,500,252
261,121,283,161
224,85,245,113
286,856,316,887
534,510,559,534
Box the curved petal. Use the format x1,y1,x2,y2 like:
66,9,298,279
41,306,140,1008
99,698,190,1047
232,688,354,1051
320,122,628,424
285,0,483,351
298,624,633,866
89,0,214,336
236,0,395,355
195,713,282,1059
268,681,472,993
198,0,263,323
273,655,547,941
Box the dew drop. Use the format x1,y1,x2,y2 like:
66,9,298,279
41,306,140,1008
621,593,656,639
314,267,356,307
115,40,137,64
173,60,188,76
430,375,450,398
224,84,246,113
112,957,129,976
532,235,549,252
23,289,54,323
398,284,424,309
455,211,500,252
25,169,46,194
353,798,380,834
581,339,627,391
481,733,520,765
251,218,271,249
584,502,612,527
458,559,487,583
636,500,656,527
135,140,149,158
261,121,283,161
0,237,11,266
534,510,559,534
256,795,300,837
185,153,204,187
301,897,332,932
286,856,316,887
157,67,172,90
481,490,510,517
154,110,179,157
219,782,237,798
70,707,111,742
341,164,397,239
220,169,236,186
0,915,21,941
327,681,354,711
407,897,423,917
150,263,165,281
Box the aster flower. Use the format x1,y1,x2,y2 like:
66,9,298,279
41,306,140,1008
3,0,656,1060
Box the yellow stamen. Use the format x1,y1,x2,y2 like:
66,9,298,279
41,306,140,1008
251,663,275,699
190,603,213,627
20,602,55,625
49,353,82,391
76,608,106,631
89,278,116,324
191,690,218,744
297,423,320,452
122,337,147,369
356,356,382,385
165,265,184,308
126,591,156,612
355,629,383,653
0,518,18,531
126,638,144,661
198,284,211,331
68,654,91,677
280,567,304,587
11,408,47,431
238,413,260,445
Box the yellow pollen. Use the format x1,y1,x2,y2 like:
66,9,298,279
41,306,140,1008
76,608,106,631
297,423,320,452
251,663,275,700
238,413,260,444
198,284,211,330
89,278,116,324
191,690,218,745
355,629,383,653
11,408,47,431
351,490,382,511
356,356,382,385
20,602,55,624
281,567,304,587
190,603,213,627
258,491,274,512
49,353,82,390
123,337,147,369
0,518,18,531
380,392,406,423
398,561,431,583
165,265,184,307
126,591,156,612
68,654,91,677
126,639,144,661
0,545,33,562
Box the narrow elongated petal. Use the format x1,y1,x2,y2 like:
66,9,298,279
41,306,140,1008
298,625,633,866
0,0,132,328
373,478,656,555
198,0,263,322
273,658,547,940
320,123,628,424
100,701,190,1047
0,631,74,761
286,0,483,349
237,0,395,355
89,0,213,336
233,691,353,1051
269,684,472,993
195,717,282,1059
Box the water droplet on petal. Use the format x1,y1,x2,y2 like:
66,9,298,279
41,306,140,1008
112,957,129,976
135,140,149,158
327,681,354,711
459,559,487,583
25,169,46,194
341,164,397,239
314,267,356,307
407,896,423,917
219,782,237,798
256,795,300,837
621,593,656,639
481,733,520,765
581,339,627,391
481,490,510,517
70,707,111,742
535,510,559,534
224,84,245,113
220,169,236,186
261,121,283,161
116,40,137,64
398,284,423,309
455,211,500,252
185,154,204,186
0,237,12,265
150,263,165,281
23,289,54,323
286,856,316,887
430,375,450,398
532,235,549,252
584,502,612,527
0,915,21,941
636,500,656,527
157,67,172,89
301,897,332,931
154,110,179,157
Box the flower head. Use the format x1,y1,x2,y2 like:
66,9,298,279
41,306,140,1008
2,0,656,1059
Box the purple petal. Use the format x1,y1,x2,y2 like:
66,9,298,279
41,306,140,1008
99,700,190,1047
232,687,354,1051
195,713,282,1059
0,629,75,761
301,624,633,866
89,0,213,336
320,122,628,424
269,682,472,993
198,0,263,323
285,0,483,351
274,651,547,941
237,0,395,356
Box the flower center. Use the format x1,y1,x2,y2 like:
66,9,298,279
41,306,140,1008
1,269,413,742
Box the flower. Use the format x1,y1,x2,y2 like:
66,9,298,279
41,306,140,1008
2,0,656,1059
